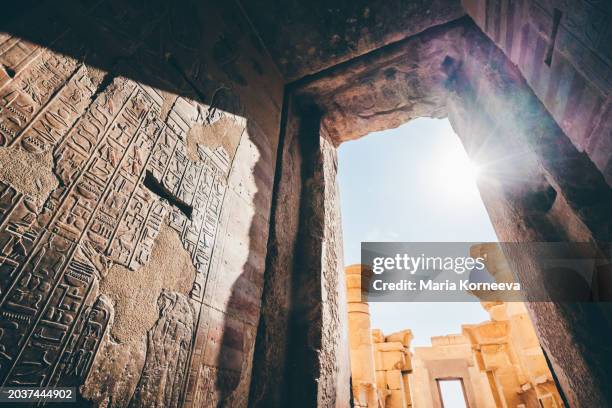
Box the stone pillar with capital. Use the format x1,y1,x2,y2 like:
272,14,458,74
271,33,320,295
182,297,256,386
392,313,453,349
345,264,380,407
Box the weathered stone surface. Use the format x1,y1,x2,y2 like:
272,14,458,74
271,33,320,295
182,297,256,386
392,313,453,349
82,336,147,407
461,0,612,186
56,292,114,391
251,103,350,407
100,224,195,344
1,1,611,407
0,147,58,206
443,26,612,407
0,72,204,397
297,19,469,144
288,114,325,406
248,97,305,408
0,2,283,407
129,291,195,408
186,116,245,162
242,0,465,81
318,131,351,407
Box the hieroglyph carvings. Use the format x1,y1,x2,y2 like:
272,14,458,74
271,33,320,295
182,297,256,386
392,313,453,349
0,32,232,404
130,290,195,408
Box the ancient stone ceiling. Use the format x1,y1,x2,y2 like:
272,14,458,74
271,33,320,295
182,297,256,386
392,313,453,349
241,0,465,81
3,0,466,85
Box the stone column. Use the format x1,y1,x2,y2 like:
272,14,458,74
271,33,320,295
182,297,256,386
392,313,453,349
345,264,379,407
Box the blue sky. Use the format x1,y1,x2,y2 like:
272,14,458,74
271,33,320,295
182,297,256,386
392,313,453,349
337,117,498,347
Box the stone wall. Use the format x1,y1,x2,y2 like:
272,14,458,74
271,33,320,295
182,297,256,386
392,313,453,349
372,330,413,408
462,0,612,186
411,334,496,408
2,1,611,407
463,301,566,408
248,96,305,407
249,101,351,408
0,1,283,407
444,24,612,406
283,108,349,407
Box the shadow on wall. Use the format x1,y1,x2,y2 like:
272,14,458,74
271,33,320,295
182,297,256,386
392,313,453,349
0,0,276,117
206,117,275,406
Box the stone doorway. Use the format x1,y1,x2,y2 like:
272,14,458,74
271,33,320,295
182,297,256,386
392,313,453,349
337,118,494,407
253,15,612,408
437,379,469,408
1,1,610,407
335,120,567,408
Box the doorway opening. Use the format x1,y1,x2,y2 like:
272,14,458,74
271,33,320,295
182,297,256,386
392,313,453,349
338,118,493,347
252,16,612,408
437,379,469,408
338,118,566,408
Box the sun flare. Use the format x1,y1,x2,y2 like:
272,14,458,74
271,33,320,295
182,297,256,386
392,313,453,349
433,140,481,198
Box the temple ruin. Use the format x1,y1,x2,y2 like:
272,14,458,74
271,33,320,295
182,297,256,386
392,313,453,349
0,0,611,406
345,246,566,408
